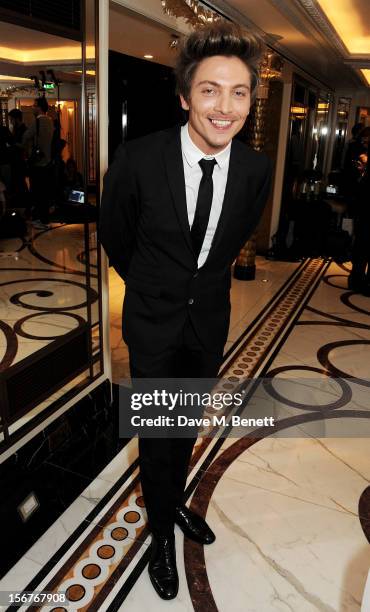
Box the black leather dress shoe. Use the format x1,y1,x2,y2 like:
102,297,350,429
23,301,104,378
148,534,179,600
175,504,216,544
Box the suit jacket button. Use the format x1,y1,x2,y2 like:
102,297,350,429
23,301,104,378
193,272,198,278
188,298,194,305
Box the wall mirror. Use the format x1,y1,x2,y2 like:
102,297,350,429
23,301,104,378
331,97,351,171
0,0,102,449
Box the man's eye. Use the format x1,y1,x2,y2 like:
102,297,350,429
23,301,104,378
202,88,215,95
235,91,246,97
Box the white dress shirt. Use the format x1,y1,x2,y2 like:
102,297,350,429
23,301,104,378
180,122,231,268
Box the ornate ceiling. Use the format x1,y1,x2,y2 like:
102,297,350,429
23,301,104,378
208,0,369,88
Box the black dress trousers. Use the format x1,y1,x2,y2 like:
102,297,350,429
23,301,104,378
128,315,223,537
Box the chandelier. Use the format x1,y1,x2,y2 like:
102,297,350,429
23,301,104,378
0,84,36,98
161,0,222,27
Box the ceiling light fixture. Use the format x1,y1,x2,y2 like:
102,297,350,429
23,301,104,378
316,0,370,55
0,75,33,82
361,69,370,86
75,69,96,76
144,54,154,59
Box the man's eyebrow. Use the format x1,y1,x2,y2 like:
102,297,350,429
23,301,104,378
196,80,250,89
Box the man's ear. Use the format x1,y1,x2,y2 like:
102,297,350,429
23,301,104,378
180,94,190,111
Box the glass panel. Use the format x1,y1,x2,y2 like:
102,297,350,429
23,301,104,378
0,1,102,444
84,0,102,377
331,97,351,171
275,76,334,259
311,94,332,173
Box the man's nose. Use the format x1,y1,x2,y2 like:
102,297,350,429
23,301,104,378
214,92,233,115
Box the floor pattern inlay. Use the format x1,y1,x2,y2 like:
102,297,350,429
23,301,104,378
4,258,370,611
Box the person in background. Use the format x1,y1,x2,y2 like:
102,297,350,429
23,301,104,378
0,125,12,194
8,109,28,210
0,178,6,218
64,157,83,193
343,123,364,175
23,96,54,230
8,108,27,144
342,123,365,216
348,127,370,295
52,138,67,207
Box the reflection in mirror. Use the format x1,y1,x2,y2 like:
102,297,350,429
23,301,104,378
0,1,101,447
331,97,351,171
84,0,101,378
274,76,334,260
311,94,332,174
355,106,370,127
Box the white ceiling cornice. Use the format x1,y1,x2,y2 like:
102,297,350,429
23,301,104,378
266,0,354,70
293,0,369,85
292,0,361,59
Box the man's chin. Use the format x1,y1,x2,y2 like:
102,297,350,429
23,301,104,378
208,124,242,145
205,134,233,151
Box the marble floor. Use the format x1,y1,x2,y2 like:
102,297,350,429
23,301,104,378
0,221,100,438
1,257,370,611
0,221,99,366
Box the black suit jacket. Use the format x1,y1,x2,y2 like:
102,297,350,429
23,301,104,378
99,125,272,355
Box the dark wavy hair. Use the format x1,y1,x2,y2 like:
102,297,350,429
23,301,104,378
174,22,263,102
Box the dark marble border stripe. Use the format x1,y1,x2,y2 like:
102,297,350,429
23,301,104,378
32,479,143,609
103,547,151,611
7,457,139,609
222,259,306,363
298,304,370,330
247,259,330,379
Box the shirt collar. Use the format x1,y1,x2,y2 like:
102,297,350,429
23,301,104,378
181,122,231,169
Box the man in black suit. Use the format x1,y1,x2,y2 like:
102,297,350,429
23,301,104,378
99,22,272,600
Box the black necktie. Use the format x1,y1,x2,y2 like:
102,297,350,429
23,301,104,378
191,158,217,259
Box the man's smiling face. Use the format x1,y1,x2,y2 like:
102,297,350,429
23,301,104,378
180,55,252,155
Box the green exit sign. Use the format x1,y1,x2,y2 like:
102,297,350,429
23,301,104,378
43,83,55,90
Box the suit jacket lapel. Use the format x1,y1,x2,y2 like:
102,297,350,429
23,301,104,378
204,140,244,265
163,128,245,266
163,126,195,257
